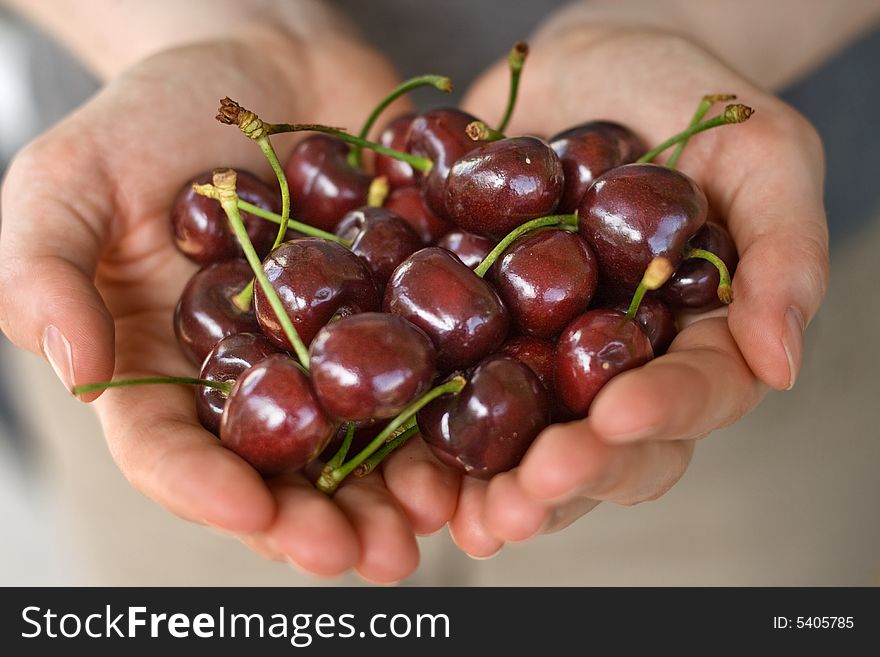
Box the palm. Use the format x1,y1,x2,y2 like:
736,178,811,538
430,28,828,554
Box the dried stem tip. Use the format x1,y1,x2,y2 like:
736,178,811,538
704,93,737,103
509,41,529,71
723,104,754,123
216,97,270,140
642,257,675,290
211,168,238,203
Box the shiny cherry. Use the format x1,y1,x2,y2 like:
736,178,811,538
417,355,549,479
374,114,417,189
383,186,453,245
254,238,379,350
174,259,260,365
499,335,575,423
555,309,654,416
435,230,496,270
406,108,480,218
550,121,645,213
578,163,707,289
284,135,371,231
309,313,436,421
659,222,739,311
334,207,423,290
171,170,280,265
490,228,598,338
220,354,336,476
444,136,564,238
602,293,678,356
196,332,280,435
383,247,509,370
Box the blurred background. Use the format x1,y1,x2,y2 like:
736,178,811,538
1,1,879,585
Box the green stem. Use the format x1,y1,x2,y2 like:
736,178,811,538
220,198,311,369
355,425,420,477
667,94,736,169
324,423,356,472
637,104,754,164
238,200,351,246
266,123,433,173
347,74,452,169
685,247,734,303
627,256,675,319
316,377,466,494
231,280,254,312
474,214,578,278
626,283,649,320
255,137,291,251
497,42,528,133
72,377,233,396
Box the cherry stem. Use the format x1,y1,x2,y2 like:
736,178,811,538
367,176,389,207
685,247,734,303
72,376,233,396
256,138,292,251
316,377,466,494
667,94,736,169
626,257,674,319
200,171,311,369
474,213,578,278
497,41,528,133
347,74,453,169
238,199,351,246
265,123,433,173
466,120,505,142
637,104,754,164
231,280,255,311
355,424,420,478
324,423,356,472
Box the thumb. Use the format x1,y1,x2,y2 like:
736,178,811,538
0,139,116,401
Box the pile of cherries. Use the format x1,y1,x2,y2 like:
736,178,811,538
78,44,748,495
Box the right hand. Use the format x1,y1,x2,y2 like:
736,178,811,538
0,35,458,583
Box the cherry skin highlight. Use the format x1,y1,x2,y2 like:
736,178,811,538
197,332,280,435
555,309,653,417
383,247,509,371
374,114,417,189
334,206,423,291
549,121,645,213
309,312,436,421
174,258,260,365
490,228,598,339
417,355,549,479
254,238,380,350
171,170,280,265
444,136,564,238
577,163,708,289
284,135,371,232
220,354,336,476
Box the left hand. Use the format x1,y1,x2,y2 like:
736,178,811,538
381,24,829,557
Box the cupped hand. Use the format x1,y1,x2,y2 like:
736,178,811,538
428,25,829,556
0,34,457,583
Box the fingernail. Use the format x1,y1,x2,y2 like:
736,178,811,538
783,307,805,390
42,325,74,393
467,546,502,561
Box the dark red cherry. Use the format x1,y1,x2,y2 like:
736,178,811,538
383,247,509,370
374,114,417,189
417,355,549,479
384,186,453,245
555,309,653,417
550,121,645,213
196,332,280,435
659,222,739,311
220,354,336,476
444,137,564,238
490,228,598,338
171,170,280,265
174,259,260,365
309,313,436,421
406,108,480,218
499,336,576,423
284,135,371,232
254,238,379,350
603,294,678,356
435,230,496,270
334,207,423,290
578,163,708,289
